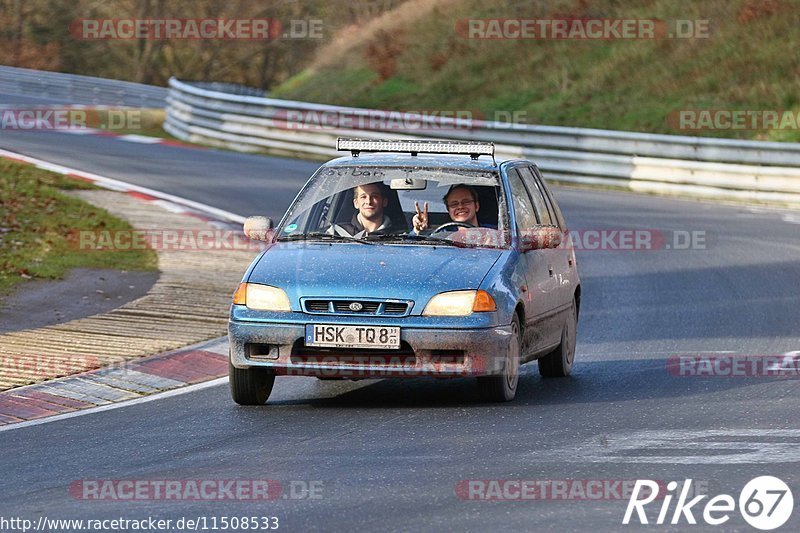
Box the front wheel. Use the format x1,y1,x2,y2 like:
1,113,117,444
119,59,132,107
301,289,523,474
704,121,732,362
538,299,577,378
229,360,275,405
477,315,521,402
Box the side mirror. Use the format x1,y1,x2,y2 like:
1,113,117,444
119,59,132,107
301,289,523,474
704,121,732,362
519,225,562,252
243,216,274,241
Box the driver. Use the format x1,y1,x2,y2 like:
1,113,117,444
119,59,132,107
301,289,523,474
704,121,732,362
328,182,395,238
412,184,480,233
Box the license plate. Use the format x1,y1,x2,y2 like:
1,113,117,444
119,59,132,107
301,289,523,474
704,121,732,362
305,325,400,349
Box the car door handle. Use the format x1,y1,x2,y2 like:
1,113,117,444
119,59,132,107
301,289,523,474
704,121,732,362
548,266,554,277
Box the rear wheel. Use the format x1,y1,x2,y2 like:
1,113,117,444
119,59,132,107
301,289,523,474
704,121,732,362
538,299,577,378
477,315,521,402
229,360,275,405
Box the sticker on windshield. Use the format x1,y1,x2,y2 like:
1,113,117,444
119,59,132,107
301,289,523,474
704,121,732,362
284,223,298,233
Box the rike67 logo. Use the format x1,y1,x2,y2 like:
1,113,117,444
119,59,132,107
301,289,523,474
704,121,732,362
623,476,793,530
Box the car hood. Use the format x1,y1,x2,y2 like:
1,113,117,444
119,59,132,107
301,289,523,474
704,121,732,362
247,242,503,311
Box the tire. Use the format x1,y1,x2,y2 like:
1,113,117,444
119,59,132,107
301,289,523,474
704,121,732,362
477,314,521,402
538,298,577,378
229,360,275,405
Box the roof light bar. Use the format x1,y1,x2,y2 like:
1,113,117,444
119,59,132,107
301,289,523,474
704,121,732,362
337,138,495,161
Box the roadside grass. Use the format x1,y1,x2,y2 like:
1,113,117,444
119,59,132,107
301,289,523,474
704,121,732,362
0,160,158,296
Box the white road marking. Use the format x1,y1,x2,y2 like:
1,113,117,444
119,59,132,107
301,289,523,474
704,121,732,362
118,134,163,144
0,377,227,433
542,429,800,464
744,207,800,221
60,128,102,135
0,148,245,224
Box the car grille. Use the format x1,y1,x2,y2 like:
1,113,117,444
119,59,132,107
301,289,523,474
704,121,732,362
306,301,333,313
302,299,411,316
333,300,380,313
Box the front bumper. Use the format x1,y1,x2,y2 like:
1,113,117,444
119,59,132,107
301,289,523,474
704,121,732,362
228,319,513,378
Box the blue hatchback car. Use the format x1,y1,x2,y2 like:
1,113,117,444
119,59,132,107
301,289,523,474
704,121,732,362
229,139,580,404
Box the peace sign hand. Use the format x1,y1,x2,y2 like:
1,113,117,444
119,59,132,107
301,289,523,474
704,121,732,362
413,201,429,232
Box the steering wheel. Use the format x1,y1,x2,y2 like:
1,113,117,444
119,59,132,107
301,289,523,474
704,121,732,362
432,222,473,234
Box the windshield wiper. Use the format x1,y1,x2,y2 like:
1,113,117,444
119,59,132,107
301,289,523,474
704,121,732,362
363,233,472,247
277,232,376,244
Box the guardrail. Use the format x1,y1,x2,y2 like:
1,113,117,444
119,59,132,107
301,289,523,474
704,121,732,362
0,65,167,107
164,76,799,207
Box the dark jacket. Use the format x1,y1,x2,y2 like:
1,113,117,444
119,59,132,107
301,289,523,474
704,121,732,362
328,214,394,238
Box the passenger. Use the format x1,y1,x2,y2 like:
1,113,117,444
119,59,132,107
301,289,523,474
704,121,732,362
412,184,481,233
328,182,395,238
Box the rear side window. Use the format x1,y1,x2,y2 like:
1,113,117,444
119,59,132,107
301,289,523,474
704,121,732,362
517,166,552,225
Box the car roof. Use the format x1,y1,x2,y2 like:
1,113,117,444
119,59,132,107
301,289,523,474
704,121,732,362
323,153,524,172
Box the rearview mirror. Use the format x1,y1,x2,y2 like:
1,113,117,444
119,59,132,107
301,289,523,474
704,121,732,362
390,178,427,190
520,226,562,252
243,216,274,241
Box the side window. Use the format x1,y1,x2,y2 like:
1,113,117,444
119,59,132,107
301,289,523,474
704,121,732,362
531,166,565,229
507,169,539,230
518,166,552,225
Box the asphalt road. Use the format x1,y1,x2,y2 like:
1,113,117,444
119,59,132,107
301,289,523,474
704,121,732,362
1,95,800,531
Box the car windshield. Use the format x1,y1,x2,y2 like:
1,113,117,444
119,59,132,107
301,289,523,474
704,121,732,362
276,165,510,249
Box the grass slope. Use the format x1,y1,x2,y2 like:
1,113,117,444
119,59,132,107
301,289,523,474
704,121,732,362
272,0,800,141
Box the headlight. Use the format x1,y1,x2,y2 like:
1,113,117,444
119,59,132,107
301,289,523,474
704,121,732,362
232,283,291,311
422,290,497,316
